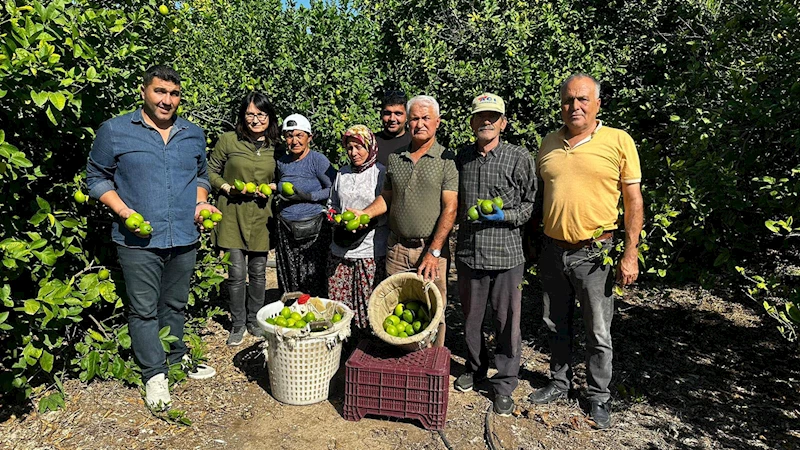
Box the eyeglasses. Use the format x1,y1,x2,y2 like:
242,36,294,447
245,112,269,121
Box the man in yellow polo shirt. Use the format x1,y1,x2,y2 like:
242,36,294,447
528,74,644,429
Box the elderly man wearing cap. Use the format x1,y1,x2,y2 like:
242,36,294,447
351,95,458,348
453,93,537,416
272,113,337,296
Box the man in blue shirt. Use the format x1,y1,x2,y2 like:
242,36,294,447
86,65,218,410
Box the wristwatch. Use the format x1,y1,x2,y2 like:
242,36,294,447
429,248,441,258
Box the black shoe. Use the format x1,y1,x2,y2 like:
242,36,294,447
247,323,263,338
589,401,611,429
454,371,487,392
226,326,246,346
527,382,568,404
493,395,514,417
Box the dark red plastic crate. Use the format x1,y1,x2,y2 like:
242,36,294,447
343,340,450,430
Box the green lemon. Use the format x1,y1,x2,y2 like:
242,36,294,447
341,210,356,222
346,218,360,231
383,319,394,330
158,4,169,15
405,301,421,313
281,182,295,196
417,308,429,322
405,324,415,335
388,314,401,325
385,324,398,336
202,219,215,230
412,320,422,332
234,179,246,191
199,209,212,219
480,199,495,215
138,223,153,236
295,319,307,328
275,316,288,327
397,331,408,338
124,216,141,231
286,318,297,327
290,312,302,321
73,190,87,204
402,310,414,323
398,320,409,330
303,312,316,322
280,307,292,319
245,182,257,194
98,269,110,280
359,214,370,225
259,183,272,196
265,317,275,325
130,213,144,223
210,212,223,222
467,205,479,221
492,196,504,209
394,304,404,316
331,312,342,323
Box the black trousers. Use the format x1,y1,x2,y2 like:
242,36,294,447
457,261,524,396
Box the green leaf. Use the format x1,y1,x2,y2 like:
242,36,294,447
30,90,49,107
48,91,66,111
40,350,54,373
33,248,58,266
0,311,8,324
45,105,58,125
24,299,41,314
9,151,33,168
0,284,11,307
764,220,779,233
669,115,681,122
36,196,50,213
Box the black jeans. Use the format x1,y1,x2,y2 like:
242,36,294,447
226,249,267,329
540,238,615,402
457,261,524,396
117,245,196,382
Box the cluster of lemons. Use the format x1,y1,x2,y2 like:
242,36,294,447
382,301,430,338
198,208,223,230
466,196,504,221
333,210,371,231
265,306,343,329
233,179,273,196
124,213,152,236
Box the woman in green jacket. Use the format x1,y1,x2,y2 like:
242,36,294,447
207,92,279,346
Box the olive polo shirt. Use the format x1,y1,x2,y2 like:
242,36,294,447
384,140,459,240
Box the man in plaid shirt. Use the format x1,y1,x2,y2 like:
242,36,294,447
453,93,537,416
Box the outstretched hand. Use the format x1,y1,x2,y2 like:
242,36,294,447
478,204,505,222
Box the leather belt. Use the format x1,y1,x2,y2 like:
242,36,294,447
391,233,427,249
553,232,614,250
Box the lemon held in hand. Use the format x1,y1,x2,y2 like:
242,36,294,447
138,223,153,236
281,182,295,196
199,209,212,219
233,179,246,192
345,218,360,231
341,210,356,222
467,205,479,221
480,199,495,215
259,183,272,196
245,182,257,194
202,219,215,230
210,212,223,222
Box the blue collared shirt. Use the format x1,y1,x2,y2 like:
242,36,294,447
86,109,210,249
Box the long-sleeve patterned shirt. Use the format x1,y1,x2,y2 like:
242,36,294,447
455,141,537,270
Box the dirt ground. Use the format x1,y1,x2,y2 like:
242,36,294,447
2,263,799,450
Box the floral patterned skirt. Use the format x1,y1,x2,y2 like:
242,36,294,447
326,255,386,331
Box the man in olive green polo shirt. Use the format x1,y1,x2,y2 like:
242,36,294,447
354,95,458,347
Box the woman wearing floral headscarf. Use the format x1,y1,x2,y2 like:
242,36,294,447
327,125,389,334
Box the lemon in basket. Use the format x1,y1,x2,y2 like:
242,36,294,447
295,319,307,328
404,323,415,335
385,324,398,336
290,311,303,321
387,314,400,325
286,318,297,327
303,312,316,322
398,331,408,338
412,321,422,332
394,304,404,316
402,310,414,323
280,307,292,319
275,316,288,327
332,312,342,323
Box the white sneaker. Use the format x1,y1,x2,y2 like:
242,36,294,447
145,373,170,410
182,355,216,380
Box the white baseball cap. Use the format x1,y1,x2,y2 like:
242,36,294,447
282,113,312,134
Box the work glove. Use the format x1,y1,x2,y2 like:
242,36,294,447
478,204,505,222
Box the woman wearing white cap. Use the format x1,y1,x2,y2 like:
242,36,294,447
272,114,336,296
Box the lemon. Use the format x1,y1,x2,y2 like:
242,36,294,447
245,182,257,194
130,213,144,223
405,301,421,312
98,269,110,280
275,316,288,327
492,196,504,209
138,223,153,236
202,219,214,229
295,319,307,328
234,179,246,191
341,210,356,222
199,209,211,219
280,307,292,318
303,312,316,322
467,205,479,221
334,214,342,223
73,190,87,204
259,183,272,196
158,4,169,15
387,314,401,325
359,214,370,225
412,320,422,332
331,312,342,323
394,304,404,316
124,216,141,231
210,212,223,222
345,218,360,231
281,182,295,196
265,317,275,325
405,324,414,335
397,331,408,338
290,312,302,321
402,310,414,323
383,319,394,330
286,318,297,327
480,199,495,215
385,324,398,336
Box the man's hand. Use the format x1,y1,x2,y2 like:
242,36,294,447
119,207,152,238
417,252,440,283
616,251,639,286
478,204,505,222
195,203,222,232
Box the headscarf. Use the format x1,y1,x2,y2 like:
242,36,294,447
341,124,378,173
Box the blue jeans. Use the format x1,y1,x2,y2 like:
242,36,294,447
117,244,197,382
539,238,614,402
226,249,267,329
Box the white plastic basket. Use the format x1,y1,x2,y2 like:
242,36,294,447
255,297,353,405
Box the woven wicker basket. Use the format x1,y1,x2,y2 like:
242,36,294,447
255,295,353,405
367,273,444,352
